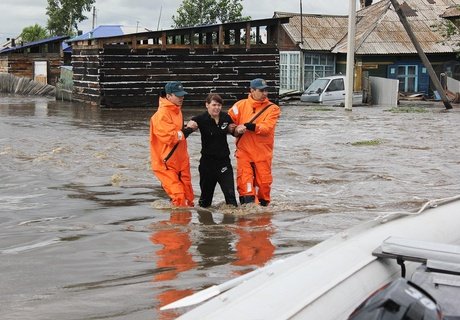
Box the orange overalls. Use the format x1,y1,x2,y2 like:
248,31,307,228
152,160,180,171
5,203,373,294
228,95,281,205
150,97,194,207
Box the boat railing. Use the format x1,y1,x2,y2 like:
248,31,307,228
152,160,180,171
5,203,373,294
373,236,460,277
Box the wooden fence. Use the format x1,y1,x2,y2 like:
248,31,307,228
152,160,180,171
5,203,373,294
0,73,55,96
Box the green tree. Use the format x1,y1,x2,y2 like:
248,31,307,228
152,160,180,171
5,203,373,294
20,24,49,42
46,0,95,36
172,0,250,28
434,5,460,51
215,0,249,24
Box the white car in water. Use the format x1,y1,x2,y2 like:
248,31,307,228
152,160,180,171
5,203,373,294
300,75,362,105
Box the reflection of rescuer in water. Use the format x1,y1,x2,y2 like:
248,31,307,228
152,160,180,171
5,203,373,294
231,213,275,267
229,78,281,206
150,211,196,281
194,212,275,268
150,211,275,316
150,211,196,316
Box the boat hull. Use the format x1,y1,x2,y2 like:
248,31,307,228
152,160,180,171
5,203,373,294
177,198,460,319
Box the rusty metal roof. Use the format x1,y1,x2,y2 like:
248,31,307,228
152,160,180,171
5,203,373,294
332,0,460,55
278,0,460,55
275,12,349,51
441,5,460,18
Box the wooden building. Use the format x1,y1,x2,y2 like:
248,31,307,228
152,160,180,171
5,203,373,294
67,17,289,108
0,36,69,86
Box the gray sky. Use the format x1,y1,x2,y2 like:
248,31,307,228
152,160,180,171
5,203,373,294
0,0,371,40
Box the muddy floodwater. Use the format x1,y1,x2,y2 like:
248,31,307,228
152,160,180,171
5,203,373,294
1,94,460,319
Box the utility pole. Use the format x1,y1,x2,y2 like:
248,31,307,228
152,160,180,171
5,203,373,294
344,0,357,111
157,5,163,31
389,0,452,110
300,0,304,92
300,0,303,45
92,6,96,30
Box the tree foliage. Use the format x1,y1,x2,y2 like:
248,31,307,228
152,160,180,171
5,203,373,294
46,0,95,36
172,0,250,28
434,19,460,52
20,24,49,42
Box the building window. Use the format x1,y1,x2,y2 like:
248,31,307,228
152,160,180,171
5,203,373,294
397,65,418,92
303,53,336,89
280,51,300,91
388,62,429,94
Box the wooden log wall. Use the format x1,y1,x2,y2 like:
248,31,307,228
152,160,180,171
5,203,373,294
72,45,280,108
0,54,62,86
72,48,101,105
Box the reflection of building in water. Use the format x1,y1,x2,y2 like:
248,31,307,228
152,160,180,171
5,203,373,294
231,213,275,267
150,211,197,318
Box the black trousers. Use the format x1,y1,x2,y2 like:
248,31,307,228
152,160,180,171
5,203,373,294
198,156,237,207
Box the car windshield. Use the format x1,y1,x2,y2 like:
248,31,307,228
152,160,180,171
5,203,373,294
304,79,330,94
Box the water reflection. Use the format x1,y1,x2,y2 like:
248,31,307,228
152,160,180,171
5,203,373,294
150,210,276,314
231,213,275,269
150,211,197,282
150,211,197,319
57,183,155,207
156,288,194,320
196,210,235,267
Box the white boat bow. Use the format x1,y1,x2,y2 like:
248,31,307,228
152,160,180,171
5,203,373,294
164,195,460,319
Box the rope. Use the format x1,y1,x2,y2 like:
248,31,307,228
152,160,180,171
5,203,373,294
378,194,460,220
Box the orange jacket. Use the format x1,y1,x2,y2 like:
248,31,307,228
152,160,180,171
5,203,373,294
150,97,189,172
228,95,281,162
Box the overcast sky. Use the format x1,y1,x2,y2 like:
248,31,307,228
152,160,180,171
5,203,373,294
0,0,373,40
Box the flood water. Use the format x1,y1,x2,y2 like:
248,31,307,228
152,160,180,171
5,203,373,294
1,94,460,319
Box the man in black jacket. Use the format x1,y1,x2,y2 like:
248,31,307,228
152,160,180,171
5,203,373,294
186,94,238,207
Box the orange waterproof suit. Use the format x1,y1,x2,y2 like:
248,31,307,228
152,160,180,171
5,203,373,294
150,97,194,206
228,95,281,205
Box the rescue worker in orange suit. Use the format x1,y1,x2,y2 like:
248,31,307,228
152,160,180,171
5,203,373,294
150,81,195,207
229,78,281,206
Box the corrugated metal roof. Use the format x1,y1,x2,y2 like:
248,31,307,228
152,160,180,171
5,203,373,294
332,0,460,55
441,5,460,18
279,0,460,55
275,12,348,51
0,35,69,54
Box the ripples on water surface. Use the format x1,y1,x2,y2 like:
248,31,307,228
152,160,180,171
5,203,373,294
1,94,460,319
